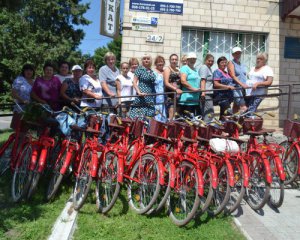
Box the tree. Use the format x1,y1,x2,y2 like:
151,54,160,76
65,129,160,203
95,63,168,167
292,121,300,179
93,36,122,69
0,0,90,85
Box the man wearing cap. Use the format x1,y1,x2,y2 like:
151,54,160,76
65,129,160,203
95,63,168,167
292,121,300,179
179,52,201,115
227,46,248,113
60,64,83,107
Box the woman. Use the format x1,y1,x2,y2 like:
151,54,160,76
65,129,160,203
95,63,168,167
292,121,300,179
181,55,187,67
213,56,235,118
153,55,167,122
199,54,214,121
129,54,156,119
129,57,139,74
55,61,72,83
246,52,273,113
31,62,62,110
79,59,102,108
115,62,134,117
163,53,182,120
178,52,200,115
11,64,35,128
60,65,83,107
99,52,119,109
227,47,248,112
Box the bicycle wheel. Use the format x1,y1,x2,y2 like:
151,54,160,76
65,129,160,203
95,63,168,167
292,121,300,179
46,149,68,201
225,161,245,214
268,154,284,208
246,152,270,210
11,143,32,202
167,160,201,227
73,147,93,210
207,164,231,216
95,150,121,213
0,137,14,176
279,141,299,185
127,153,161,215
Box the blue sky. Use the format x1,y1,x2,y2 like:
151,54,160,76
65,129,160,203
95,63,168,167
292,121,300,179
77,0,124,55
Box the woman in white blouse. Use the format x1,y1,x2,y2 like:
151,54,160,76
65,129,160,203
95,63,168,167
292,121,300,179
246,52,273,113
79,59,102,108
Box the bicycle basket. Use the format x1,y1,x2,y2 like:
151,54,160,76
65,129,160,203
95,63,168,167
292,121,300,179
132,119,144,138
283,119,300,138
198,125,213,139
168,122,192,139
148,119,169,137
242,118,263,133
22,103,51,124
223,121,241,135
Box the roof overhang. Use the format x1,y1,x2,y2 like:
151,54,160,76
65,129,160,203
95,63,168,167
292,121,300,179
282,0,300,21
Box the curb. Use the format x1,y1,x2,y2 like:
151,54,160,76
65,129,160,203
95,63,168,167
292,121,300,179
48,197,77,240
233,217,253,240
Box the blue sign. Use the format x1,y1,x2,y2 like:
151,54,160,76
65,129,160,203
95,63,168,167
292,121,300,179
284,37,300,59
129,0,183,15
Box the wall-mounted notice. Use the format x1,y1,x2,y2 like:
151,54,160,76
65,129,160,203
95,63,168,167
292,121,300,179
131,16,158,25
130,0,183,15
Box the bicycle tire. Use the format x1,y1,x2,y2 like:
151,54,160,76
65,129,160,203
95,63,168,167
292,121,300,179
246,152,270,211
268,154,284,208
0,137,15,176
46,149,68,201
207,164,231,217
225,161,245,214
11,143,32,202
27,171,41,199
73,147,93,211
95,150,121,214
167,160,201,227
279,140,299,185
127,153,161,215
198,167,214,215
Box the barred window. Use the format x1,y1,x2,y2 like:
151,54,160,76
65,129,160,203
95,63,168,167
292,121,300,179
181,29,267,71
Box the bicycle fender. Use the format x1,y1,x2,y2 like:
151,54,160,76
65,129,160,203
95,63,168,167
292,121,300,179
275,156,286,181
262,155,272,184
60,150,73,175
242,162,249,187
196,168,204,196
117,154,124,183
169,163,176,188
225,160,235,187
90,151,98,178
210,164,218,189
29,146,39,171
38,148,48,172
158,159,165,186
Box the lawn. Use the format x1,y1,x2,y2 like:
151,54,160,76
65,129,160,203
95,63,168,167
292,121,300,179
0,129,72,240
74,188,245,240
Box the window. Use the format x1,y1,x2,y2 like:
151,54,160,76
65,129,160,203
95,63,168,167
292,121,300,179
181,29,267,71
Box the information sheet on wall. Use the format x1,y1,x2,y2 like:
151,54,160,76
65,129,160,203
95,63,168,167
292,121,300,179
129,0,183,15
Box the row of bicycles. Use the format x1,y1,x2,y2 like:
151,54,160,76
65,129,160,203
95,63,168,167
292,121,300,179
0,102,299,227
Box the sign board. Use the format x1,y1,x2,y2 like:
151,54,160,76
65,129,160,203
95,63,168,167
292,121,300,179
132,25,153,31
146,34,164,43
100,0,120,39
129,0,183,15
284,37,300,59
131,16,158,25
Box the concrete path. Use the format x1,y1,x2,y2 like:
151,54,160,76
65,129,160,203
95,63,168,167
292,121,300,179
234,189,300,240
0,116,12,130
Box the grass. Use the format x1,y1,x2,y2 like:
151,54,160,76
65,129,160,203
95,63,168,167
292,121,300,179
0,129,73,240
74,188,245,240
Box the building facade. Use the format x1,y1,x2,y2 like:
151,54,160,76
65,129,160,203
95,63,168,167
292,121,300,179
121,0,300,127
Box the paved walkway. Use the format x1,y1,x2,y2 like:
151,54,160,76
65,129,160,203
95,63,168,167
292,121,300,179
234,189,300,240
0,116,12,130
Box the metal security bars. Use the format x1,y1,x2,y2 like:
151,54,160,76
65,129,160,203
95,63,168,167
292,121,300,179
181,29,267,71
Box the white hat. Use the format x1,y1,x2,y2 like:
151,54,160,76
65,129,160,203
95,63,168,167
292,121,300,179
232,47,242,54
186,52,197,59
71,65,83,71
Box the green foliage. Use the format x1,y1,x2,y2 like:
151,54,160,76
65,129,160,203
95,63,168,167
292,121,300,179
93,36,122,68
0,0,91,95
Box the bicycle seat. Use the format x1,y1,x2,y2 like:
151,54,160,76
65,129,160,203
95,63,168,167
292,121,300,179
143,133,172,143
181,136,197,143
245,128,275,136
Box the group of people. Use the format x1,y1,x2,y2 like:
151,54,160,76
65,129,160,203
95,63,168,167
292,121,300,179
11,48,274,126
